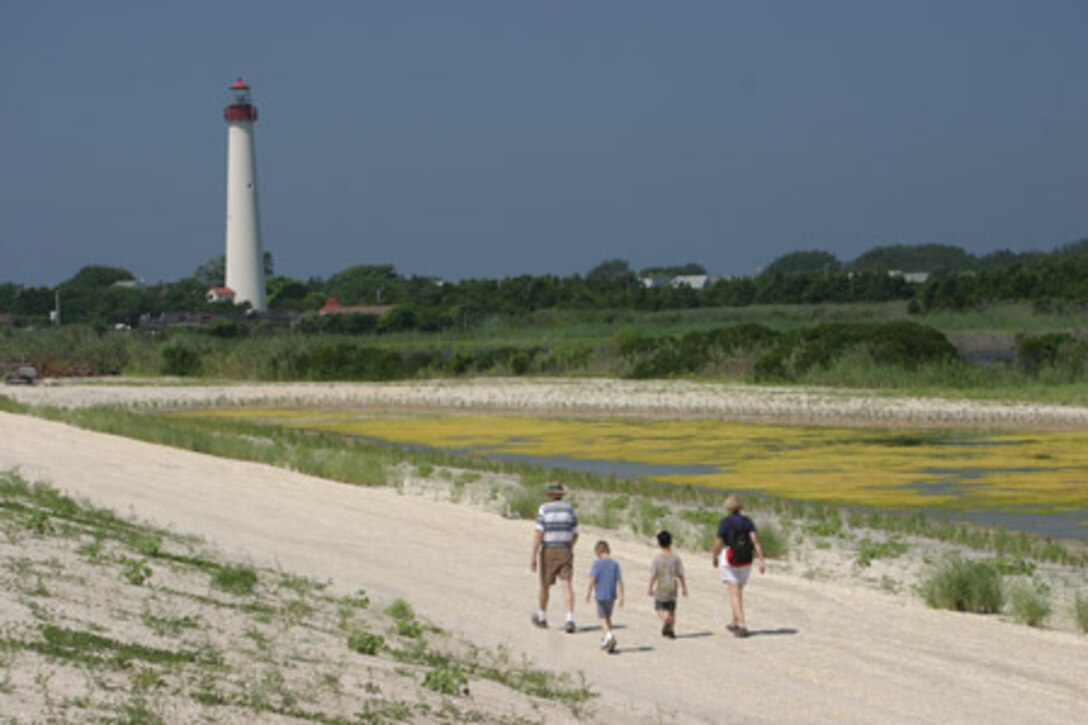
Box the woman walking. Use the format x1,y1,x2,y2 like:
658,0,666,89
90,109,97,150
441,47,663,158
712,495,766,638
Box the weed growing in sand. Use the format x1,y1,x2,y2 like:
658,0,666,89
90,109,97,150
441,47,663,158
1074,594,1088,633
423,666,469,696
29,625,199,669
140,603,200,638
129,533,163,558
278,572,328,596
636,500,670,538
347,630,384,656
386,599,424,639
1007,581,1052,627
921,556,1004,614
121,558,152,586
855,538,908,569
211,564,258,596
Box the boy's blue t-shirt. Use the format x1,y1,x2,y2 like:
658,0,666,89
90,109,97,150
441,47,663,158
589,557,622,601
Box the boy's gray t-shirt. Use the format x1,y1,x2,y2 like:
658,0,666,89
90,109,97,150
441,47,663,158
651,552,684,601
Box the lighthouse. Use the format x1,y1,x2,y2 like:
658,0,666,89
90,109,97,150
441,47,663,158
222,77,267,312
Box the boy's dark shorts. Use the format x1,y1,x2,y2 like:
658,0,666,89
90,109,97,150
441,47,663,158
540,546,573,586
654,599,677,613
596,599,616,620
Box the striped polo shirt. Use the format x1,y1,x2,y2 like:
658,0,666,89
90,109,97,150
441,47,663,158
535,500,579,548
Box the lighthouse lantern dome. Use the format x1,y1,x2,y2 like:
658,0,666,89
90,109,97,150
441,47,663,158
224,77,258,122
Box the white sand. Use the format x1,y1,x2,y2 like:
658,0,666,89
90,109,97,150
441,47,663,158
8,376,1088,428
2,393,1086,723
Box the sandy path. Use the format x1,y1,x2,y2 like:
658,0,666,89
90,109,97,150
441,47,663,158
2,411,1086,723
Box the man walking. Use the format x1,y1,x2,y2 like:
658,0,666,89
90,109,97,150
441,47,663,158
530,482,579,633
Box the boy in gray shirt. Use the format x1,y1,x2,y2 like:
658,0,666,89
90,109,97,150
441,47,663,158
648,530,688,638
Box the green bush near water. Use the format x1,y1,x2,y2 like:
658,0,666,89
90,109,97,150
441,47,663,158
921,556,1005,614
1007,582,1052,627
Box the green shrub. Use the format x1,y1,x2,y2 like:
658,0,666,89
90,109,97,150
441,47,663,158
130,533,163,558
504,487,541,520
757,522,789,560
211,565,258,596
121,558,153,586
1016,332,1073,375
921,556,1004,614
423,667,469,696
385,598,415,622
161,343,202,376
344,589,370,609
1074,594,1088,634
754,321,958,382
1007,582,1051,627
619,323,778,379
395,619,423,639
347,630,384,656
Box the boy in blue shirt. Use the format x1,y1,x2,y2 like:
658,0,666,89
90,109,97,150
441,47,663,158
585,540,624,653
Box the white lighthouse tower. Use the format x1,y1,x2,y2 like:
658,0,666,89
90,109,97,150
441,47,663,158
222,77,267,312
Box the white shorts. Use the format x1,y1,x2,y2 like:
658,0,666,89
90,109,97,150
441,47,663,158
720,564,751,586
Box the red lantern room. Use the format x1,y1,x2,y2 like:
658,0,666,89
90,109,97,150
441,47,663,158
223,77,258,122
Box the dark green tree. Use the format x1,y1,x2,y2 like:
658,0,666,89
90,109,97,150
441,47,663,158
849,244,974,273
762,250,840,276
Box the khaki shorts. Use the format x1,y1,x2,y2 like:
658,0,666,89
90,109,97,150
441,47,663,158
540,546,574,586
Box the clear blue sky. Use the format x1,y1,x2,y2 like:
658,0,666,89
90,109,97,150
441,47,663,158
2,1,1086,286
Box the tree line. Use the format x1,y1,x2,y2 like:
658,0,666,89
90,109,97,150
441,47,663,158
2,240,1087,329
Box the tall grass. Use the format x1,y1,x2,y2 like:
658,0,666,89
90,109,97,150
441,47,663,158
921,557,1005,614
1006,582,1052,627
1073,594,1088,634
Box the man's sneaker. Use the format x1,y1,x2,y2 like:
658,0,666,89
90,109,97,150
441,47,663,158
564,620,576,634
531,613,547,629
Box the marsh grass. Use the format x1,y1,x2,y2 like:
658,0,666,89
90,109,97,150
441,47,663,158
1074,594,1088,634
756,522,789,560
855,538,908,569
1006,582,1052,627
921,556,1005,614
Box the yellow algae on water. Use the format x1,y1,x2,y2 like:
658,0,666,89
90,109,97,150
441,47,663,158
175,408,1088,513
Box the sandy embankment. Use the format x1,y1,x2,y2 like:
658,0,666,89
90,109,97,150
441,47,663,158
2,380,1087,723
7,376,1088,428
